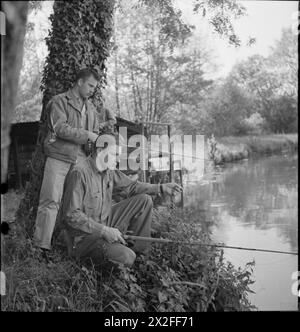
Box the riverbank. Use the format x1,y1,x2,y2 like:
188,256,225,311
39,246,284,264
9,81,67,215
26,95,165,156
208,134,298,165
1,190,255,312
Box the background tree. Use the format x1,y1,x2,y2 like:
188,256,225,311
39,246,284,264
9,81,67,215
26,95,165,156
269,27,298,97
105,2,214,134
1,1,29,184
13,1,47,123
229,27,298,133
200,78,252,136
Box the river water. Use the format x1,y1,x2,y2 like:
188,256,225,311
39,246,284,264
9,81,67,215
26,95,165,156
184,154,298,311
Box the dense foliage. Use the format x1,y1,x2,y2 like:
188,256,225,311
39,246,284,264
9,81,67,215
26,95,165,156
41,0,115,108
207,134,298,165
105,2,213,126
176,28,298,136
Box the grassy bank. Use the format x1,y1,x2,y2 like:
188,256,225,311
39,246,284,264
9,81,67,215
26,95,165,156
1,190,255,312
207,134,298,165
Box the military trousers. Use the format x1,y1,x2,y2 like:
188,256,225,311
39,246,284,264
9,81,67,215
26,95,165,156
72,193,153,268
34,154,86,250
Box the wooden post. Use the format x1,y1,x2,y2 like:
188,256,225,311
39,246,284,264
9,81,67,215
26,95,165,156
140,123,147,182
167,124,175,210
167,125,174,182
177,158,184,208
179,169,184,208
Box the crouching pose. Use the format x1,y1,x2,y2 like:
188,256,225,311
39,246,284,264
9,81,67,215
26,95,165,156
60,135,182,268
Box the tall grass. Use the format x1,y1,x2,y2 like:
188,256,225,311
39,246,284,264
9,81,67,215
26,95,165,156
207,134,298,165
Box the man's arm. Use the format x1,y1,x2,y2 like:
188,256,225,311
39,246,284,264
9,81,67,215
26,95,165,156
113,170,160,197
113,170,183,198
49,98,98,144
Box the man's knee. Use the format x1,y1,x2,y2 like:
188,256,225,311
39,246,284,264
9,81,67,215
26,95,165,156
38,199,60,211
139,194,153,208
114,247,136,267
122,248,136,266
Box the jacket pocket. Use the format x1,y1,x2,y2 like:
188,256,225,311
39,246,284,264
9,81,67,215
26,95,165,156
85,192,102,219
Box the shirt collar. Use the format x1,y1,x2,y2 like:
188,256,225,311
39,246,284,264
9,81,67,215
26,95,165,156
71,88,85,101
67,88,87,111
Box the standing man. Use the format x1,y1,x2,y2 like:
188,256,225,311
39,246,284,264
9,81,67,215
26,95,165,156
60,135,182,268
34,68,100,251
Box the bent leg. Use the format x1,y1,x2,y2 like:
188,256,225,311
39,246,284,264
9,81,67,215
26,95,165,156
34,157,71,250
73,234,136,268
108,194,153,254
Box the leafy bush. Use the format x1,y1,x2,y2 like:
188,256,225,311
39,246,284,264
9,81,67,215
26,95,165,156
208,134,298,165
13,92,43,123
240,112,265,135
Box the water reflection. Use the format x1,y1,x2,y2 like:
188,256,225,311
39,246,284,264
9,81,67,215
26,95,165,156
185,154,298,310
210,155,298,251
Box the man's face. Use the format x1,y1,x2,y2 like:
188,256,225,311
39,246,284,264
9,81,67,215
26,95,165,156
78,75,98,99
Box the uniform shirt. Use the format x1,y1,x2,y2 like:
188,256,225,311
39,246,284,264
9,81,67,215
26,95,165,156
81,103,87,128
68,89,89,159
60,156,159,240
44,88,99,163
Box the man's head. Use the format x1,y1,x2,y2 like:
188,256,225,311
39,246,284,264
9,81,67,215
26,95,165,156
74,68,99,99
93,134,118,172
92,133,126,172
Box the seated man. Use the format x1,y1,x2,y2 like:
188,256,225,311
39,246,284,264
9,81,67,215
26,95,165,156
60,134,182,268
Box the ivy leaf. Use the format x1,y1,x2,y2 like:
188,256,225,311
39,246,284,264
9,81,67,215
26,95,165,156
158,291,168,303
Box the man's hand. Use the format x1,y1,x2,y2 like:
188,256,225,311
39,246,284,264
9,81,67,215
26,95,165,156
161,183,183,197
88,131,98,143
102,226,126,244
98,122,106,130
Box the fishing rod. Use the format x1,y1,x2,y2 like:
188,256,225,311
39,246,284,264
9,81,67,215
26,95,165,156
124,235,298,256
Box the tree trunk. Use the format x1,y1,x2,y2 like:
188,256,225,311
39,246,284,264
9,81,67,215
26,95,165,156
16,0,115,235
1,1,29,185
113,16,121,117
130,69,138,120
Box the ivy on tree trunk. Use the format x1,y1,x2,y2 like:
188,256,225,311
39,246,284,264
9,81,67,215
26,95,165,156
17,0,115,235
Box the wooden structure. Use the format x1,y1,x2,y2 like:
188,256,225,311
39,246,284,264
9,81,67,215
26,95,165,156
8,121,39,189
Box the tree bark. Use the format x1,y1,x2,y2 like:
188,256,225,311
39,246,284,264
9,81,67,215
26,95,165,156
113,16,121,117
130,69,138,120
